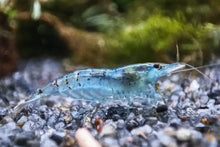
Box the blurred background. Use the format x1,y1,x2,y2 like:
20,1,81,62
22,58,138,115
0,0,220,76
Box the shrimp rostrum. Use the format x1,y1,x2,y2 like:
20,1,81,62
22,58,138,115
15,62,185,111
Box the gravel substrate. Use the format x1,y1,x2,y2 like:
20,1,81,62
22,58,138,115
0,59,220,147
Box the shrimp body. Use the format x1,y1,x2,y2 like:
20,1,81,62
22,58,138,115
15,62,185,110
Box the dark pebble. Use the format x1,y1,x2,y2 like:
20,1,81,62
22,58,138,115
45,100,55,107
106,106,130,120
50,133,64,145
208,90,220,99
157,111,168,123
126,119,139,131
14,132,35,146
0,93,9,106
156,105,168,113
0,108,7,121
181,79,190,90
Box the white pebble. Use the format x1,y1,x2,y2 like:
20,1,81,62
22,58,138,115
131,124,152,136
176,128,191,141
100,120,117,137
190,80,200,91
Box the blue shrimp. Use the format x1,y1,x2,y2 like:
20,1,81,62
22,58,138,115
14,62,185,111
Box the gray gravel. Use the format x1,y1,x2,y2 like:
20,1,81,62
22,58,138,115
0,58,220,147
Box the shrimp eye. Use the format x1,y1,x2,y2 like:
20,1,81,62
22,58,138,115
153,64,162,70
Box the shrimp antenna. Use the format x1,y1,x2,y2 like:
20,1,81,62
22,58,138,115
173,44,211,80
173,63,220,72
184,63,211,80
171,63,215,81
176,44,180,62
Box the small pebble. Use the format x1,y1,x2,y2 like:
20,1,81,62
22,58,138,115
164,127,176,136
157,131,176,146
71,111,81,120
190,130,202,141
50,132,65,145
17,116,27,123
102,137,120,147
176,128,191,141
107,106,129,120
0,133,12,146
190,80,200,91
14,132,35,146
41,137,58,147
64,115,72,124
100,120,117,137
55,122,65,131
0,121,17,133
170,95,179,107
22,121,35,132
1,116,13,124
117,119,125,129
200,95,209,106
126,119,139,130
131,124,152,138
47,115,58,126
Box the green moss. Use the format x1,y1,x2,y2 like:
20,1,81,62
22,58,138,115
106,14,214,64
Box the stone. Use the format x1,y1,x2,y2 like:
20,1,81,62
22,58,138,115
214,105,220,115
190,80,200,91
0,132,12,147
0,122,17,133
71,111,82,120
41,137,58,147
176,128,191,141
55,122,65,131
0,116,13,124
117,119,125,129
17,116,27,123
200,95,209,106
126,119,139,131
164,127,176,136
47,114,58,126
14,132,35,146
170,95,179,107
101,137,120,147
50,132,65,145
22,121,35,132
106,106,129,120
64,115,72,124
100,120,117,137
157,131,177,146
131,124,152,138
190,130,202,141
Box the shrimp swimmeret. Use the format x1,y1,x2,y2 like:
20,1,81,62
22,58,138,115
15,62,186,111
